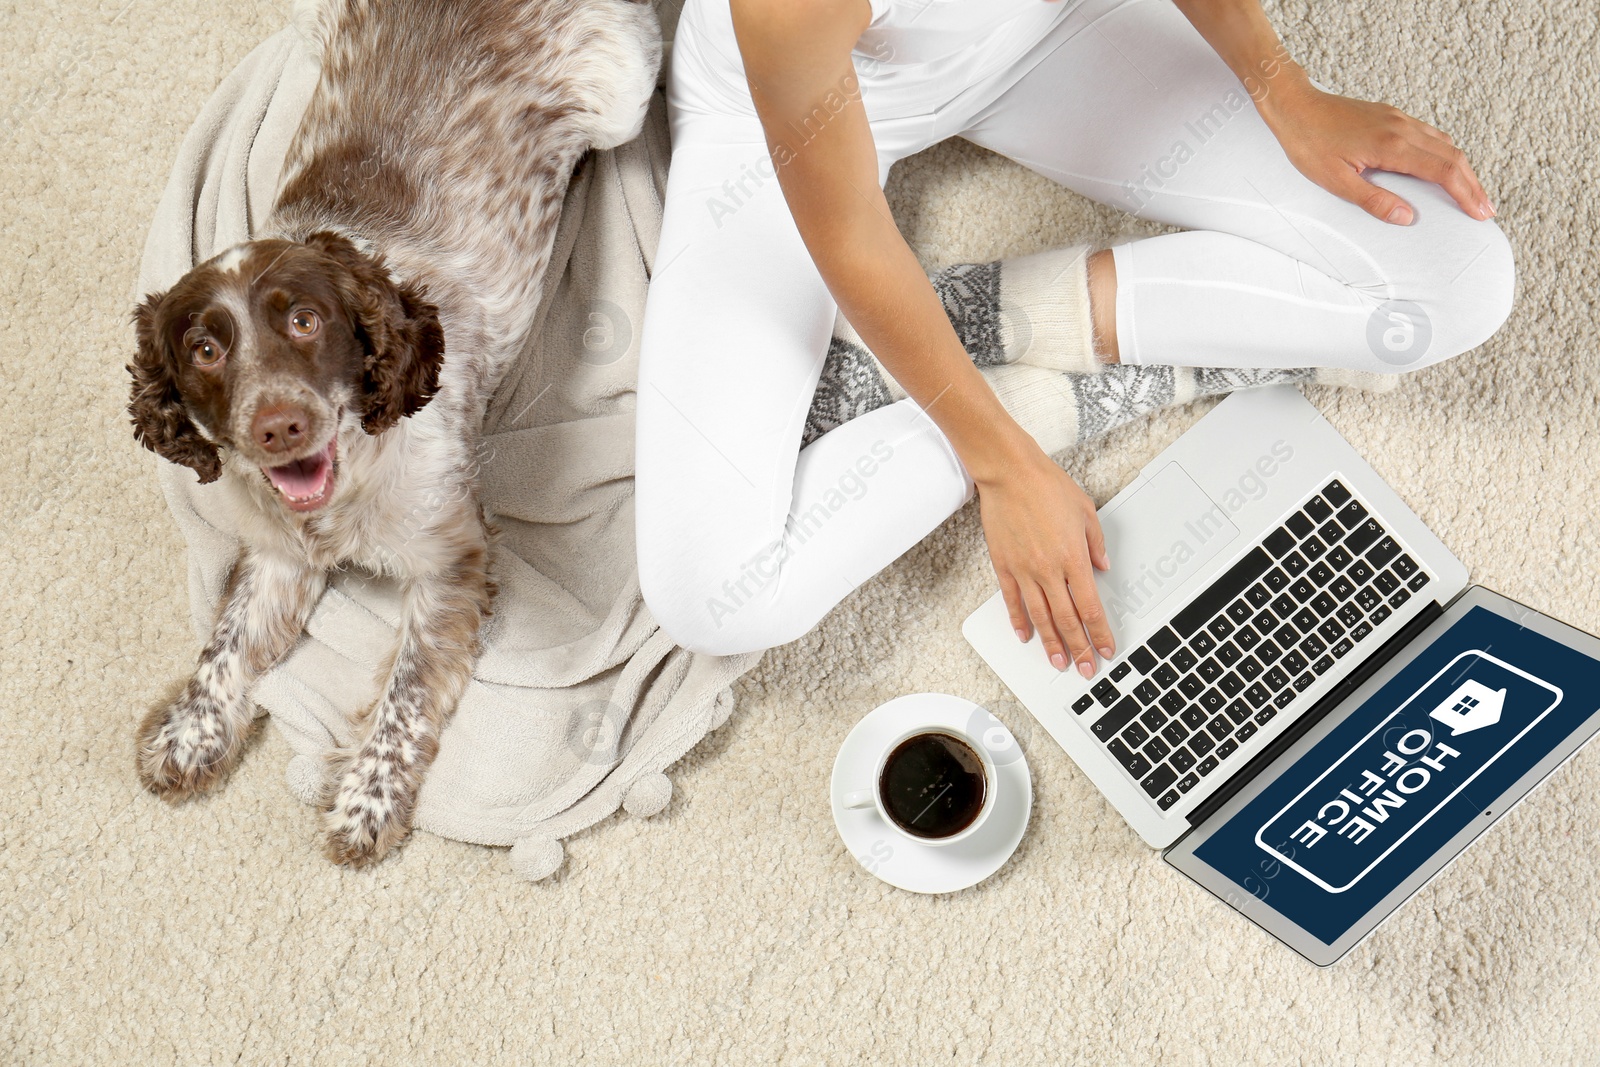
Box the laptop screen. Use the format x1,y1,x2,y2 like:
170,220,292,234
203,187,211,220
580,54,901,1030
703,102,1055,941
1166,595,1600,964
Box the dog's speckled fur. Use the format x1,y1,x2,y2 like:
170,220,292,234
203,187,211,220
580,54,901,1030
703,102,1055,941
129,0,661,866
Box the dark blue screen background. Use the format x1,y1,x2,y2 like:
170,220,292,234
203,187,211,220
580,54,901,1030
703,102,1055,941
1192,605,1600,945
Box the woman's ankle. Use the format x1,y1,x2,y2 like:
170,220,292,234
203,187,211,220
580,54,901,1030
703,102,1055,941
1088,247,1120,365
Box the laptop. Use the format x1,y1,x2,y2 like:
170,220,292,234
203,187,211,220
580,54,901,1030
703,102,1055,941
962,386,1600,965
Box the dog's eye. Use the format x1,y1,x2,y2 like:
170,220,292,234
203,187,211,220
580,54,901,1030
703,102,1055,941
291,309,320,336
190,339,225,367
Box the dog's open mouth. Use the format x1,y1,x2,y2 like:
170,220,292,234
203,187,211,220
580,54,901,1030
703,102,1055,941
261,440,338,512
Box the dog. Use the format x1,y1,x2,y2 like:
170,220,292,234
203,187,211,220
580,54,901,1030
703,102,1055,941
127,0,660,865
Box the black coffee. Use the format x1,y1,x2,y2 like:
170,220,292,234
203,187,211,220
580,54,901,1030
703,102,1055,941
878,732,987,839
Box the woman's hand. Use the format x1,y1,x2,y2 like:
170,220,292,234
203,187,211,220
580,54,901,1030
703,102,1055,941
974,442,1115,679
1256,73,1495,225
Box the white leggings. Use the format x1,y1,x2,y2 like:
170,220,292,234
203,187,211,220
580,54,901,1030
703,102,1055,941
635,0,1515,657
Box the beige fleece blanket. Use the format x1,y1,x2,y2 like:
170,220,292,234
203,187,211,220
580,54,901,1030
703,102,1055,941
131,13,1389,881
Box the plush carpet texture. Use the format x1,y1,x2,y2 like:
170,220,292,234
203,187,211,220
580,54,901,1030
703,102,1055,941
2,0,1596,1062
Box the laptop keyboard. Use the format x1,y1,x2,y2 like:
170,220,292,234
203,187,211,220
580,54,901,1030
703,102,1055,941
1069,478,1433,813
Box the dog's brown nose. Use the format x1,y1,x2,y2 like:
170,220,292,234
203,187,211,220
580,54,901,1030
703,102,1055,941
252,402,310,454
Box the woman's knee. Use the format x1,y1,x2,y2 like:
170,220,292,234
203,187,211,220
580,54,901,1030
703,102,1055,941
1383,209,1516,371
637,527,784,658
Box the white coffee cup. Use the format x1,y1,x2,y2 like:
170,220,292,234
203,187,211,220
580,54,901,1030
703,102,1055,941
843,724,998,846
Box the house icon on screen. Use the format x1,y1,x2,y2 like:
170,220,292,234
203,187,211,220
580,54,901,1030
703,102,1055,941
1428,679,1507,736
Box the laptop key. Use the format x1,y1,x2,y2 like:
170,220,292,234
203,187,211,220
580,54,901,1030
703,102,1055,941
1337,603,1363,628
1172,647,1199,672
1207,715,1233,742
1313,655,1334,674
1255,608,1280,632
1189,630,1217,656
1141,763,1178,798
1263,567,1290,591
1371,604,1393,626
1254,706,1277,727
1181,705,1209,730
1367,536,1401,569
1316,519,1344,546
1351,621,1374,643
1347,559,1375,585
1226,699,1253,725
1091,696,1142,739
1293,671,1315,692
1110,661,1132,682
1107,738,1151,778
1264,528,1296,558
1355,586,1383,613
1290,577,1317,603
1299,634,1327,659
1345,518,1383,555
1408,571,1431,592
1245,682,1271,708
1073,694,1095,714
1308,561,1335,587
1129,646,1159,674
1198,657,1223,682
1196,754,1220,777
1149,626,1180,657
1121,722,1150,748
1282,649,1309,675
1273,688,1297,710
1227,600,1253,625
1092,679,1121,707
1326,545,1354,571
1217,738,1240,760
1207,616,1235,641
1373,570,1401,595
1232,628,1258,653
1139,707,1165,733
1305,496,1333,523
1160,691,1186,715
1264,666,1291,691
1170,747,1196,774
1200,689,1227,713
1176,771,1201,794
1143,736,1171,762
1217,640,1243,665
1332,638,1354,659
1161,720,1189,747
1302,536,1326,561
1245,582,1272,608
1389,587,1412,609
1236,721,1258,743
1179,674,1205,699
1283,552,1309,577
1188,731,1215,757
1318,618,1346,643
1330,576,1357,603
1311,591,1338,617
1392,553,1419,579
1134,679,1161,706
1154,663,1181,689
1158,789,1181,810
1273,624,1300,649
1293,607,1319,632
1255,641,1281,666
1335,498,1367,528
1219,673,1245,697
1287,512,1314,538
1237,656,1263,681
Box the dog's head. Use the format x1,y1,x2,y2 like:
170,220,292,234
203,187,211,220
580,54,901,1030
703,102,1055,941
128,231,444,511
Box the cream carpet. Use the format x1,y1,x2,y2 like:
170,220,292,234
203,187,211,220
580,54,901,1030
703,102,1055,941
3,0,1597,1062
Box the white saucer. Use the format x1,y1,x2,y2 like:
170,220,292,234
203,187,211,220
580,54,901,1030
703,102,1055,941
830,693,1032,894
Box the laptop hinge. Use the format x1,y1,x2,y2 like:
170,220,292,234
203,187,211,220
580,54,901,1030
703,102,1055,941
1178,598,1447,835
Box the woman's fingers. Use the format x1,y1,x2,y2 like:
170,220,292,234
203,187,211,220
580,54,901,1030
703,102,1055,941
1022,580,1072,673
1040,576,1097,678
1326,165,1415,226
1085,509,1111,571
1065,551,1116,660
999,569,1031,642
1393,138,1494,219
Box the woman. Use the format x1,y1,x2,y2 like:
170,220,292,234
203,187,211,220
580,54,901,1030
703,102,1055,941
634,0,1513,676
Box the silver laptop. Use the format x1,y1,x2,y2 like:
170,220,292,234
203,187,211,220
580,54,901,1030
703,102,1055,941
963,386,1600,964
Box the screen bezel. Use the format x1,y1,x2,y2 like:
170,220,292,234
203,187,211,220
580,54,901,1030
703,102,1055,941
1163,585,1600,967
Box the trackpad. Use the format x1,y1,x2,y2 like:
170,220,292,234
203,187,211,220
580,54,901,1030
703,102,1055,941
1096,462,1239,631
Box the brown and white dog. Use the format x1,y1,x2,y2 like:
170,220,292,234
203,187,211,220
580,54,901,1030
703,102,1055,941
128,0,659,865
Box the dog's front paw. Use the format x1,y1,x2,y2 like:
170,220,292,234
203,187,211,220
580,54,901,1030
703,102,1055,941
319,748,418,867
135,683,249,800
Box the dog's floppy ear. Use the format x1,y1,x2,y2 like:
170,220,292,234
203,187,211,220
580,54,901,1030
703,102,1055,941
305,230,445,435
127,291,223,484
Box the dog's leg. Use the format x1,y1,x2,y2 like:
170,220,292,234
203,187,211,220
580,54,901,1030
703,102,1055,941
320,526,492,866
136,551,326,799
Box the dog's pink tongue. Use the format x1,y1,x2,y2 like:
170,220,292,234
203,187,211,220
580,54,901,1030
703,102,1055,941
264,445,332,499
